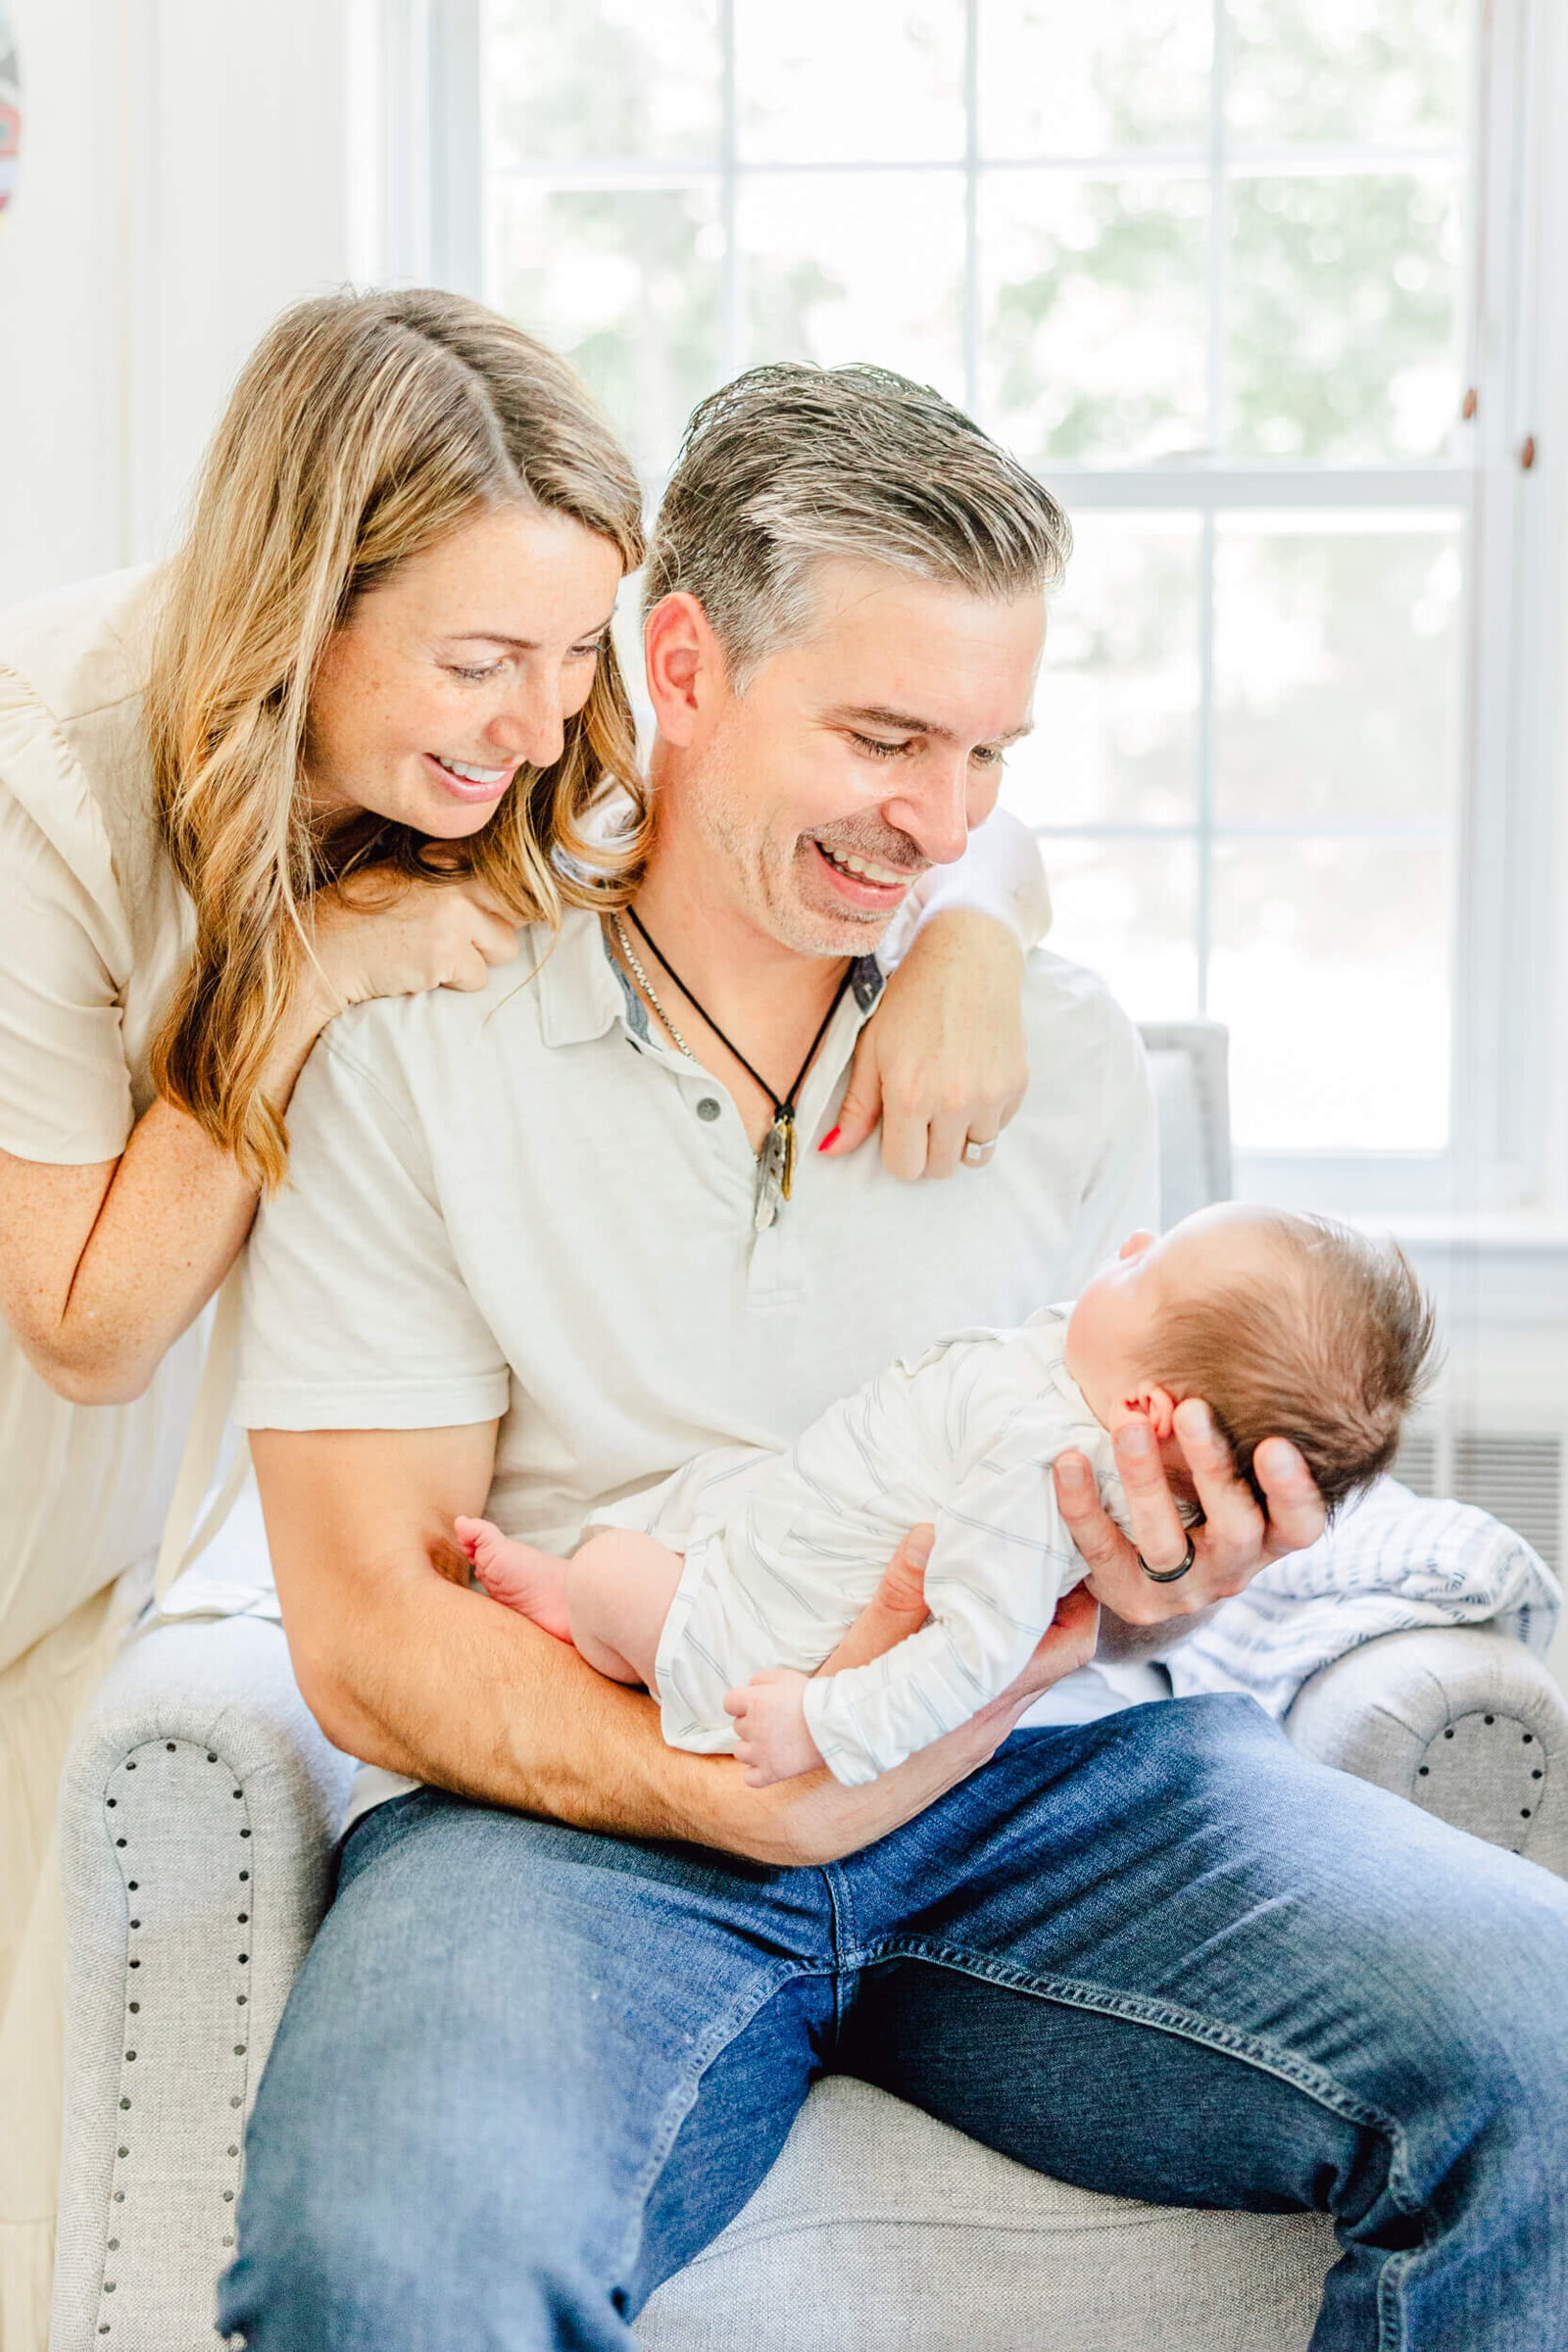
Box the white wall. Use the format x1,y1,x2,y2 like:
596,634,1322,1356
0,0,129,597
0,0,355,606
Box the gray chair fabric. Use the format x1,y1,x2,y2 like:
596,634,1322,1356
1285,1622,1566,1878
1140,1018,1233,1227
50,1615,1568,2352
47,1021,1568,2348
637,2077,1334,2352
51,1617,353,2352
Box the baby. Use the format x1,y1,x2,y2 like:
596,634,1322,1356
459,1203,1436,1788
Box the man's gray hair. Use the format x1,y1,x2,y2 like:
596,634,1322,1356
642,363,1072,686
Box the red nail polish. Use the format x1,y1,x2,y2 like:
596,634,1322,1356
817,1127,841,1152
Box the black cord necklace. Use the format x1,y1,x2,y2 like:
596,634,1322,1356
620,906,854,1206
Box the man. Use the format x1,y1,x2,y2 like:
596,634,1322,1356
223,366,1568,2349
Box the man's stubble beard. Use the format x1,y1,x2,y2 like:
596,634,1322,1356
688,750,921,963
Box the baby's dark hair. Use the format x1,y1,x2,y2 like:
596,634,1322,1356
1152,1212,1439,1519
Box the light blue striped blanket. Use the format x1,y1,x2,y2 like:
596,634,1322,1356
1158,1477,1563,1719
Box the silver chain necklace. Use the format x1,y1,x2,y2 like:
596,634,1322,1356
610,909,851,1234
612,912,697,1061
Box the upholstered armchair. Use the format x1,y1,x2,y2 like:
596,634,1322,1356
50,1024,1568,2351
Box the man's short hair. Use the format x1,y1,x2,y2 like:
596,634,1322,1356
643,363,1072,686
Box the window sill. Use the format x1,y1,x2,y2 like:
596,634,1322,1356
1342,1212,1568,1336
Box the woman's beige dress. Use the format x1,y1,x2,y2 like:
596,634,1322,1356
0,569,242,2351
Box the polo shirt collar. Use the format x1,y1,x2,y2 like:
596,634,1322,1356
534,906,887,1053
532,908,629,1050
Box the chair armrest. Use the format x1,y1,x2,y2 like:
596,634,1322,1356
1285,1626,1567,1880
51,1614,353,2352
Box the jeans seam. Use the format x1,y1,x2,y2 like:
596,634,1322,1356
858,1935,1406,2145
823,1863,858,2038
613,1959,833,2287
856,1930,1424,2306
1378,2251,1414,2352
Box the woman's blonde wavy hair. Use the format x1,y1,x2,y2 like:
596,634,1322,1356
147,287,648,1188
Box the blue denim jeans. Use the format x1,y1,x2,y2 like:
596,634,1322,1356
219,1695,1568,2350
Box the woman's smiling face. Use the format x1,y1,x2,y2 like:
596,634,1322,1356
305,501,626,840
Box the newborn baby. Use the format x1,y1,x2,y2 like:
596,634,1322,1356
460,1204,1435,1788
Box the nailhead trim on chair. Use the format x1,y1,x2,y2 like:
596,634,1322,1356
53,1616,355,2352
1285,1627,1568,1882
95,1740,255,2340
1410,1709,1551,1858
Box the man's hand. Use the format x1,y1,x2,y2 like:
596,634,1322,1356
730,1525,1100,1866
1053,1399,1326,1633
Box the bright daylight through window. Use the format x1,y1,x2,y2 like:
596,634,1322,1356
480,1,1477,1175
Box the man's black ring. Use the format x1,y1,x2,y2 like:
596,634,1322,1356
1137,1533,1198,1583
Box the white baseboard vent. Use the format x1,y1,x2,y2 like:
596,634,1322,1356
1393,1430,1564,1572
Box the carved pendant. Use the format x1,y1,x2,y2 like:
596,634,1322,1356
776,1110,798,1200
754,1111,797,1233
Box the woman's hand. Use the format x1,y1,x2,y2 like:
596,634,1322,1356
729,1524,1101,1867
308,870,524,1020
823,911,1027,1181
1053,1400,1327,1637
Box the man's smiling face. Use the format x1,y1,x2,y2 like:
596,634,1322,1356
660,559,1047,956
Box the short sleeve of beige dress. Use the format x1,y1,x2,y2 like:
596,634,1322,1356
0,569,269,2348
0,570,207,1659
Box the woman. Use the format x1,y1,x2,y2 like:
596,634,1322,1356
0,288,1047,2333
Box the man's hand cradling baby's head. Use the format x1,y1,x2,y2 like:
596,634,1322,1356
1064,1202,1436,1525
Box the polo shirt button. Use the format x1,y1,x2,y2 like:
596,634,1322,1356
696,1097,721,1122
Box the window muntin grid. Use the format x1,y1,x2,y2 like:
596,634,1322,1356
480,0,1478,1168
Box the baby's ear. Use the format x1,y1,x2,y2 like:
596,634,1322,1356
1128,1384,1179,1442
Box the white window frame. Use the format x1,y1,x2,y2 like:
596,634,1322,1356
372,0,1568,1238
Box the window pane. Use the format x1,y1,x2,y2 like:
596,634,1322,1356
981,174,1209,466
479,5,1478,1194
1010,513,1201,827
490,183,721,476
1226,0,1469,149
1209,836,1453,1151
487,0,721,167
736,172,965,396
1037,835,1200,1019
1213,515,1462,824
980,0,1211,159
735,0,965,165
1227,171,1464,461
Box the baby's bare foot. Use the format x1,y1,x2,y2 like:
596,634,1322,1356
723,1669,823,1787
454,1517,574,1642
